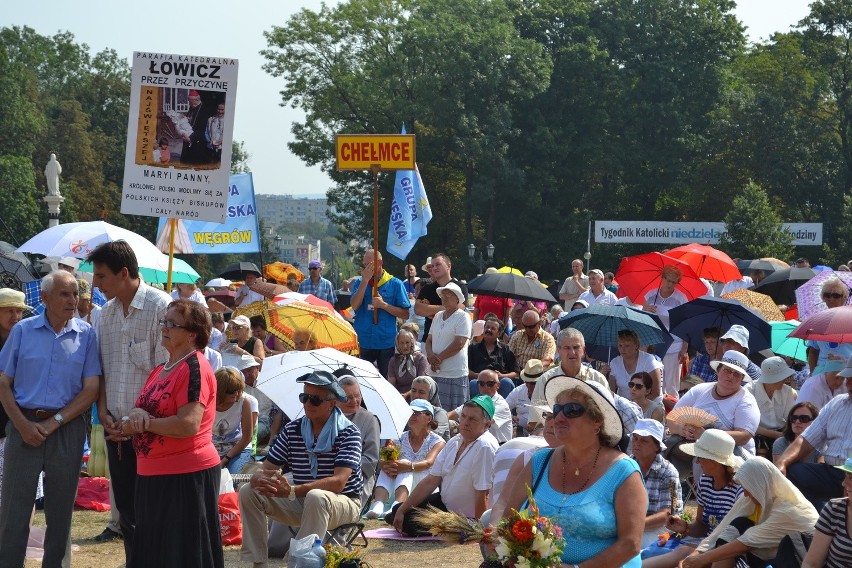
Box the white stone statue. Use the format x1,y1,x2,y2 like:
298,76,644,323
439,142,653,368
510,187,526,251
45,153,62,197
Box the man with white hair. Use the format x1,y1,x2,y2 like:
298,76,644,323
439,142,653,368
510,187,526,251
528,327,608,425
577,269,618,306
0,271,100,566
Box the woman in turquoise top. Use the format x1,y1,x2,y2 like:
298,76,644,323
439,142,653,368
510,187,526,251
500,376,646,567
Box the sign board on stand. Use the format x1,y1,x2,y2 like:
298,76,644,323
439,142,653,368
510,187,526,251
121,51,239,224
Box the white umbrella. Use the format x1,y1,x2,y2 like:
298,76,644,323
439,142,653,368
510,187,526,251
17,221,169,272
205,277,232,288
256,348,412,439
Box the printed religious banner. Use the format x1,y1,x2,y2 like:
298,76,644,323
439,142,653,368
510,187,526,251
121,52,239,223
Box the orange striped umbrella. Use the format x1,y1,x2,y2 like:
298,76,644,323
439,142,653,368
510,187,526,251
265,301,359,356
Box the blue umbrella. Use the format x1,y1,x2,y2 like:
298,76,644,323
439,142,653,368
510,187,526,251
668,296,771,353
558,304,673,362
770,320,807,362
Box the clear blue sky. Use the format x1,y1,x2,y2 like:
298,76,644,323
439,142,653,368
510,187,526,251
3,1,812,197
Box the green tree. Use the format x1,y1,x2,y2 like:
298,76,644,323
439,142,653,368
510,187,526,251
231,141,250,174
720,181,794,259
262,0,551,263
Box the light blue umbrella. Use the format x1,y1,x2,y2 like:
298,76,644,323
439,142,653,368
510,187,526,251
770,320,807,362
78,255,200,285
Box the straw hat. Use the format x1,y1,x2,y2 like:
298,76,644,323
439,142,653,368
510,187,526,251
544,376,624,447
0,288,31,311
680,430,744,469
710,350,750,376
520,359,545,383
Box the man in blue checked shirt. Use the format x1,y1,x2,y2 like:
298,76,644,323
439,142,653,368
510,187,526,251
298,259,337,306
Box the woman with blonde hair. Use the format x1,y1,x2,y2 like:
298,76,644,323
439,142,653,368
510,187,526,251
213,367,253,476
500,377,645,566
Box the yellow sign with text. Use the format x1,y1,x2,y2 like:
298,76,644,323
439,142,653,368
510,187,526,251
335,134,416,170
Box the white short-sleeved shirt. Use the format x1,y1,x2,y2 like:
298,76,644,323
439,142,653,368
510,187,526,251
610,351,664,398
797,375,848,409
644,289,688,354
675,383,760,455
430,431,498,517
428,309,471,378
578,288,618,306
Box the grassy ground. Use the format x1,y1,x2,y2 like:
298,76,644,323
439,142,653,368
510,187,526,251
28,509,482,568
33,501,699,567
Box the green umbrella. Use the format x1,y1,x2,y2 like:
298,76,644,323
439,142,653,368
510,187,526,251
79,255,200,285
770,320,807,362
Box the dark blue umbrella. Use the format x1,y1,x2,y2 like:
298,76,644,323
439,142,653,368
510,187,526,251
668,296,771,353
558,304,673,361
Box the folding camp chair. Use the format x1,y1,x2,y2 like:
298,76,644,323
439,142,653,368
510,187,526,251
324,492,372,550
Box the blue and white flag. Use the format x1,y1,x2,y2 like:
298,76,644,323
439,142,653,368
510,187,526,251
387,163,432,260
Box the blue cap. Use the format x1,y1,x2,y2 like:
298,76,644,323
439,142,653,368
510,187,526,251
296,370,347,402
410,399,434,416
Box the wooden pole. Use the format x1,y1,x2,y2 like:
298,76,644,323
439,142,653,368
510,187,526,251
372,164,381,324
166,217,176,292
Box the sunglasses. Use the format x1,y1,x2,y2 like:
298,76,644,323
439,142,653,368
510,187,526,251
822,292,846,299
523,323,540,329
412,410,432,417
551,402,586,419
298,393,333,406
309,267,320,271
628,382,646,390
478,380,498,387
790,414,814,424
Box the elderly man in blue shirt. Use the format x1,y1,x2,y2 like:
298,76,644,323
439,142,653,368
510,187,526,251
0,270,101,568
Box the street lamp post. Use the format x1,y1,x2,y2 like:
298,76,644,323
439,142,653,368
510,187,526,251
467,243,495,274
274,235,282,261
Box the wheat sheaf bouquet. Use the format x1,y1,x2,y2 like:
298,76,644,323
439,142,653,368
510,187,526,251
412,487,565,568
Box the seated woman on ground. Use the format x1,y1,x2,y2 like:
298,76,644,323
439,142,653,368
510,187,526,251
678,457,818,568
367,400,445,519
642,429,744,567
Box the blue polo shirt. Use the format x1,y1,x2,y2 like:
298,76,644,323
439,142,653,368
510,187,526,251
0,313,101,409
351,274,410,350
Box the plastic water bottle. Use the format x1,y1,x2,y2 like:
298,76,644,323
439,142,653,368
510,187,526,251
312,537,327,561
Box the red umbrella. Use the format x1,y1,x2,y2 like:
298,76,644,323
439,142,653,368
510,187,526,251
664,244,741,283
614,252,708,304
789,305,852,343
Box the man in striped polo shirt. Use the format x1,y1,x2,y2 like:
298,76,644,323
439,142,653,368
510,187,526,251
239,371,363,567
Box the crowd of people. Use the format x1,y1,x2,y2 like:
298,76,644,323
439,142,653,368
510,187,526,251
0,247,851,568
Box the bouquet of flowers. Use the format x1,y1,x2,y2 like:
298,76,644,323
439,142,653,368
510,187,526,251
412,487,565,568
379,440,401,461
484,487,565,568
323,544,369,568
